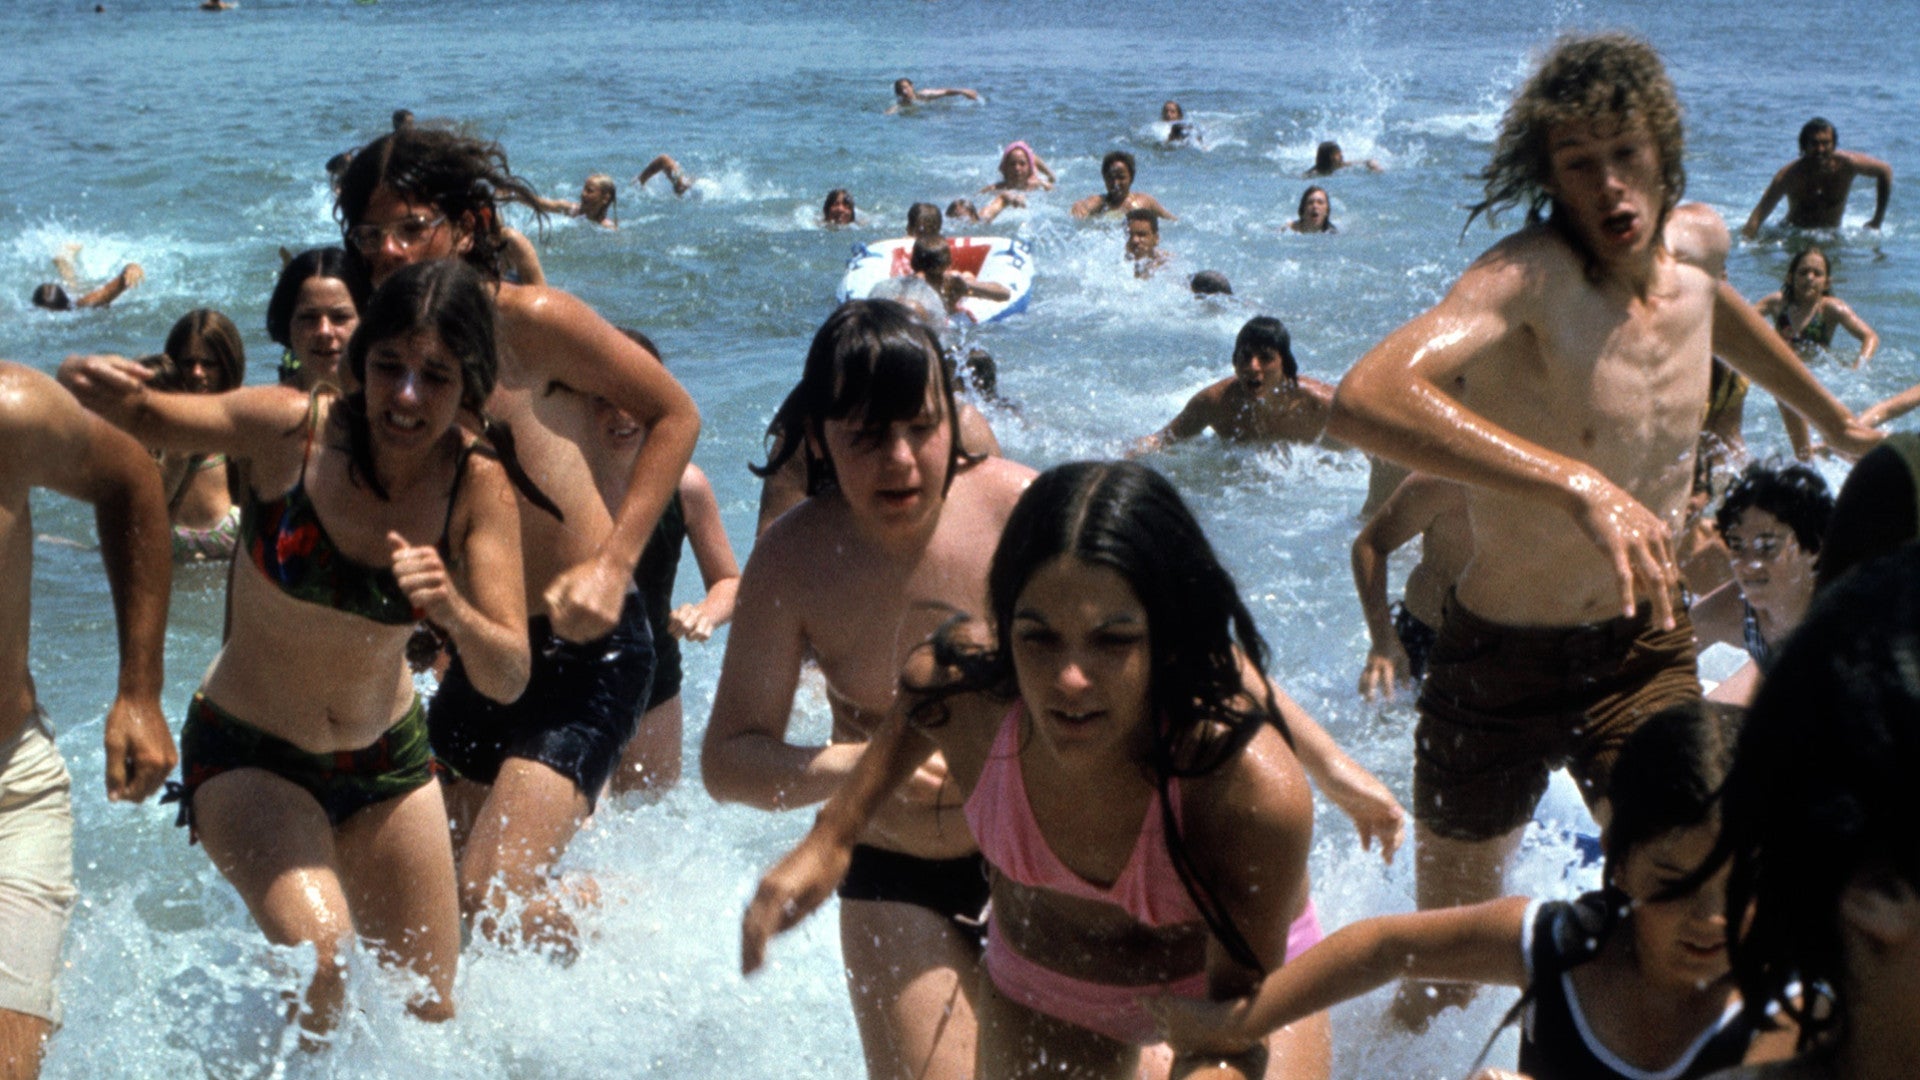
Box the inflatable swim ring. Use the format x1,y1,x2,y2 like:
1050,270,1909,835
837,235,1034,324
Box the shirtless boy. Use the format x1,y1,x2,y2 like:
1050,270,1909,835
335,128,700,951
1123,209,1171,277
1135,316,1334,452
1324,32,1880,1027
0,362,173,1079
1070,152,1177,221
1740,117,1893,236
30,259,142,313
1350,474,1470,701
910,236,1011,316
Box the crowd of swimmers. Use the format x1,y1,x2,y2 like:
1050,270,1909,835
5,29,1920,1080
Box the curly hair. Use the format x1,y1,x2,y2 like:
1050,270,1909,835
1714,459,1834,556
1465,33,1685,267
335,127,545,284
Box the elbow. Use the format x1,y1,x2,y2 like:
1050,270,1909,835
698,739,769,808
474,649,531,706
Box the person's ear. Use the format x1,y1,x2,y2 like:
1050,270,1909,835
1839,866,1920,949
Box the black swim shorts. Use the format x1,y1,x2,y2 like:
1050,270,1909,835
837,844,991,944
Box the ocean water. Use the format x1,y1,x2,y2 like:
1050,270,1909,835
3,0,1916,1076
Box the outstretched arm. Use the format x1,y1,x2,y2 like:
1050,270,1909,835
8,365,174,801
1712,279,1879,457
1149,899,1530,1056
1256,662,1405,862
57,354,307,463
74,263,143,309
1740,167,1791,239
1131,386,1219,456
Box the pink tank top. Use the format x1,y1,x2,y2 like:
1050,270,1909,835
963,702,1200,926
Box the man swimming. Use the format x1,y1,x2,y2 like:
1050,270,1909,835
1740,117,1893,235
1324,32,1881,1028
1134,316,1333,452
886,77,980,114
29,257,142,313
1070,151,1177,221
0,362,174,1078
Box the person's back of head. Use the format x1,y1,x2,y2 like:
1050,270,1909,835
391,108,414,132
1723,540,1920,1049
945,199,979,223
910,235,952,276
906,202,942,238
1233,315,1296,382
30,283,72,311
1189,270,1233,296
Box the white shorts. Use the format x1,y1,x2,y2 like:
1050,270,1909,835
0,712,75,1025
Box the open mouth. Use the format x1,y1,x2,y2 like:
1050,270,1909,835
1601,211,1638,240
384,411,426,433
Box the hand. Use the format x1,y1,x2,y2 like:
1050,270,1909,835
103,694,175,802
1568,474,1677,628
389,532,456,624
667,602,716,642
120,263,145,287
1319,756,1406,865
1822,420,1884,461
57,353,151,412
1357,645,1410,702
1141,994,1259,1057
741,832,854,974
542,554,629,643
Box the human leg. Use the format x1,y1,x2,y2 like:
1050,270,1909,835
608,693,682,796
974,959,1133,1080
0,719,72,1080
841,898,982,1080
192,769,354,1039
457,757,592,952
333,779,461,1022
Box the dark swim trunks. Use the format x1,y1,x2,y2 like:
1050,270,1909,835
837,844,991,944
1413,591,1700,842
1391,601,1438,682
428,592,654,811
166,692,435,833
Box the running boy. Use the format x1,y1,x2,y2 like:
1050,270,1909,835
1323,32,1880,1026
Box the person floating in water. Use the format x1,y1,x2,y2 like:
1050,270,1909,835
1302,140,1381,178
1324,31,1880,1030
1123,209,1171,277
636,153,694,196
1134,316,1334,453
886,77,979,113
527,174,619,228
1071,151,1177,221
0,362,174,1080
30,250,142,312
1739,116,1892,236
1288,186,1336,234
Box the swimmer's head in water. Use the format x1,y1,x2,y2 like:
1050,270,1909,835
1782,246,1833,302
906,202,942,238
1189,270,1233,296
1123,210,1159,258
755,300,974,499
1467,32,1685,263
1798,116,1836,155
1719,544,1920,1047
1101,151,1136,198
1232,316,1297,386
336,129,541,285
163,308,246,394
1297,185,1332,229
1161,100,1184,121
910,236,952,276
1312,141,1343,173
823,188,855,225
580,174,618,219
944,198,979,223
893,77,914,101
30,283,72,311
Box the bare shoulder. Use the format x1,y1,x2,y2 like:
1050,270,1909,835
1295,376,1336,404
1665,202,1732,274
954,453,1036,509
1184,722,1313,847
1455,225,1566,300
0,363,86,487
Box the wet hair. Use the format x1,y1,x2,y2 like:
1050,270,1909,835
1123,208,1159,234
1714,460,1833,556
340,259,559,520
910,235,952,275
893,77,912,97
391,108,414,132
1465,33,1686,278
1162,100,1184,121
162,308,246,393
1101,150,1136,182
1798,116,1835,152
1815,434,1920,592
30,283,72,311
581,173,618,221
822,188,855,220
335,128,545,285
266,247,356,348
909,460,1290,969
1311,141,1342,173
1232,316,1297,383
325,151,354,180
753,300,978,497
1781,246,1833,304
1296,185,1334,231
944,198,979,222
1189,270,1233,296
1718,542,1920,1049
905,202,942,238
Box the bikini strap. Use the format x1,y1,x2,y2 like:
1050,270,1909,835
438,441,478,555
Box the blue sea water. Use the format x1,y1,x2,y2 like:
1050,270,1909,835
2,0,1916,1076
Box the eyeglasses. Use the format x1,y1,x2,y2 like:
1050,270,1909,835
345,213,446,255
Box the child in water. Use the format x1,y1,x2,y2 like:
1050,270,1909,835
1149,699,1799,1079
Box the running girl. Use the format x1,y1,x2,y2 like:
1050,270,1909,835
267,248,359,392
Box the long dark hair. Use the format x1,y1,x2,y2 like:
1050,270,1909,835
910,461,1288,969
753,300,977,497
267,247,357,347
335,128,544,285
338,260,559,520
1718,542,1920,1050
1782,246,1833,304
